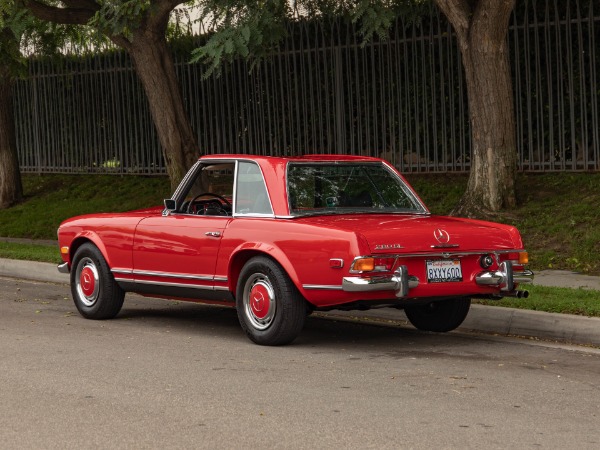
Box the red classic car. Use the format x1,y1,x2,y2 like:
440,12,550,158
57,154,533,345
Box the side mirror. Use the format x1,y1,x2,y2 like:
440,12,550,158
163,199,176,215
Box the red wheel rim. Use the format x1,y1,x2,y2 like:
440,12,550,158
243,274,276,330
249,283,271,319
80,266,96,297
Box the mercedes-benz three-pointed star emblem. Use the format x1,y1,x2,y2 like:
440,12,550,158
433,228,450,244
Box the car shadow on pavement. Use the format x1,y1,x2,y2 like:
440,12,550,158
113,297,478,352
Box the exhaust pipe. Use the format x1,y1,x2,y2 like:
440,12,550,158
503,290,530,298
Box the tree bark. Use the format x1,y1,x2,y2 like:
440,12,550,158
119,31,200,190
25,0,200,190
435,0,517,217
0,75,24,209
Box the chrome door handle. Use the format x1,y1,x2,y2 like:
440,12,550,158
205,231,221,237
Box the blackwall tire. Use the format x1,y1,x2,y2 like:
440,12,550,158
236,256,306,346
70,243,125,320
404,298,471,332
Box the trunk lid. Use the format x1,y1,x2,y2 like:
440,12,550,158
295,214,520,253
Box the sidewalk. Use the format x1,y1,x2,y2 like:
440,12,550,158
1,256,599,347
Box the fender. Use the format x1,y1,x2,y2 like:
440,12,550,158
227,241,302,295
68,230,111,267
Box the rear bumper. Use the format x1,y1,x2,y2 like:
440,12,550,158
475,261,534,291
342,262,534,298
343,266,419,298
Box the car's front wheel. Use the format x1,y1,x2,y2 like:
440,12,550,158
404,298,471,332
236,256,306,345
71,243,125,320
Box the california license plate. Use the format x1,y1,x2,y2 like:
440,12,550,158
426,259,463,283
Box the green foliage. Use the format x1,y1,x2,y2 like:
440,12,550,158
1,0,29,78
475,285,600,317
0,174,170,240
191,0,429,76
90,0,151,40
1,0,94,80
349,0,427,43
191,0,290,76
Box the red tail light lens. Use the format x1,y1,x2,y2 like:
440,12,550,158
351,257,395,273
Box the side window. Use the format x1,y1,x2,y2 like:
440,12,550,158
235,162,273,216
179,163,234,216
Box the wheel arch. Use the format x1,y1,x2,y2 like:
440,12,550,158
227,245,303,298
68,233,111,269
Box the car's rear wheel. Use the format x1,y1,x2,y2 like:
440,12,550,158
71,243,125,320
404,298,471,332
236,256,306,345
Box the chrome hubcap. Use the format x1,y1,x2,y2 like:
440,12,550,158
75,257,99,307
243,273,276,330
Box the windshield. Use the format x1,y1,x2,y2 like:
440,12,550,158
287,162,426,216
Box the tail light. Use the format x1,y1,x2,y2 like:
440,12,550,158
351,257,395,273
499,251,529,270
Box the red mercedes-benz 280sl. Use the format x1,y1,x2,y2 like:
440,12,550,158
57,154,533,345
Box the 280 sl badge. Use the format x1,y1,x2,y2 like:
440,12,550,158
374,243,403,250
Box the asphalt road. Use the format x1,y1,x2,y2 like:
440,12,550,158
2,277,600,449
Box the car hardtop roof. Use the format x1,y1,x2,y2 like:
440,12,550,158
198,154,384,164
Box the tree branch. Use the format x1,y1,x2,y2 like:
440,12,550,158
434,0,472,43
148,0,189,29
23,0,98,25
61,0,99,9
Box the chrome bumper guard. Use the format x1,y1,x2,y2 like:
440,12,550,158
57,262,70,274
342,262,534,298
475,261,534,291
343,265,419,298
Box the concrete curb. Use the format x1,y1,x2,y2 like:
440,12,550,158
2,257,600,347
0,258,69,284
319,305,600,347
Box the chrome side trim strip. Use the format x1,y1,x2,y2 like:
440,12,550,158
111,268,227,283
114,278,232,293
129,279,215,290
302,284,343,290
213,286,230,291
132,270,214,281
364,250,525,259
114,277,131,283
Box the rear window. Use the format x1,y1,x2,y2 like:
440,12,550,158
287,163,426,216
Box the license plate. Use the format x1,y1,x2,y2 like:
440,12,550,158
426,260,463,283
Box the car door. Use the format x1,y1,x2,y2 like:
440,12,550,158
130,161,235,300
131,214,230,293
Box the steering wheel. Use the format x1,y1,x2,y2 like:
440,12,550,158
186,192,232,214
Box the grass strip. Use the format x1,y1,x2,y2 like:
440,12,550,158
475,284,600,317
0,241,61,264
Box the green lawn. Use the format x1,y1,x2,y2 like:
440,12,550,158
474,284,600,317
0,241,60,264
1,172,599,316
406,172,600,275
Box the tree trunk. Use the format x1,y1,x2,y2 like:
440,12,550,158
122,32,200,190
435,0,517,217
23,0,201,190
0,76,23,209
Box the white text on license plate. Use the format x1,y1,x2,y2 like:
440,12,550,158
426,260,463,283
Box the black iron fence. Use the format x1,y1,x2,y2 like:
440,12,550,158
13,0,600,175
